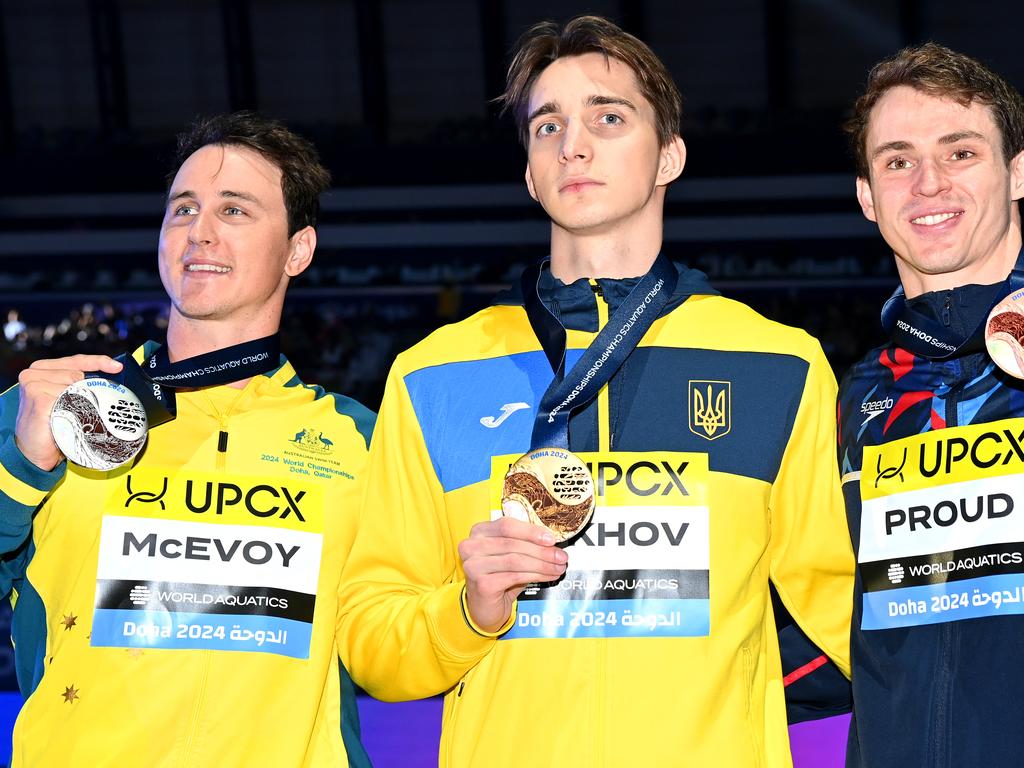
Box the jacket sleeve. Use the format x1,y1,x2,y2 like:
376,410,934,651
336,361,496,701
768,342,854,680
0,386,65,595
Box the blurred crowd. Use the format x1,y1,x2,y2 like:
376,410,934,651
0,279,890,411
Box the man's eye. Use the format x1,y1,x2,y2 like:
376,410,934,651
598,113,623,125
224,206,244,215
951,149,975,160
174,205,197,216
536,122,561,137
886,157,912,170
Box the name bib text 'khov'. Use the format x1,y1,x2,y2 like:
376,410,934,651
860,418,1024,629
490,451,710,639
91,467,323,658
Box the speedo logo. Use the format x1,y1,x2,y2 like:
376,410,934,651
895,320,957,352
586,460,689,497
861,396,893,426
124,476,306,521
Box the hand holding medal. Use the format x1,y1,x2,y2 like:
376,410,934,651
18,336,280,472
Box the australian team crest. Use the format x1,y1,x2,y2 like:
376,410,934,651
688,380,731,440
289,427,335,455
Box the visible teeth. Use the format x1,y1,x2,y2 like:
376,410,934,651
186,264,231,273
912,212,961,225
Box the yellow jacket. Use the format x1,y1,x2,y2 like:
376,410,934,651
0,349,374,767
340,271,853,767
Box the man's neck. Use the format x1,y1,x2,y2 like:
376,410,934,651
549,225,662,283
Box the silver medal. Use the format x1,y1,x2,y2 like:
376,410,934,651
50,378,148,470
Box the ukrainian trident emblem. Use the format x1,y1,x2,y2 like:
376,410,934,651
689,380,731,440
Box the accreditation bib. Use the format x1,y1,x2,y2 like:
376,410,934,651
860,419,1024,629
90,467,323,658
490,451,710,639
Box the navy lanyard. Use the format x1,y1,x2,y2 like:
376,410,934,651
522,254,678,449
100,334,280,427
882,249,1024,359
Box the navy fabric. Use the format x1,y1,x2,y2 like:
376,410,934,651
840,284,1024,768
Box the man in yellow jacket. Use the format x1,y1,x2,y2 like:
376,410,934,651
0,113,374,766
339,15,853,767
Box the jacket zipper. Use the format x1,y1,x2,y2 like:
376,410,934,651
589,279,609,764
216,419,229,471
932,365,959,768
590,281,612,453
178,652,212,767
443,680,466,767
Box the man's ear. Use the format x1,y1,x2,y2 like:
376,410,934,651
285,226,316,277
525,163,539,202
1010,149,1024,202
856,176,878,223
656,135,686,187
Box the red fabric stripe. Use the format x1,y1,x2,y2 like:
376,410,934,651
883,390,933,434
783,654,829,687
880,347,916,382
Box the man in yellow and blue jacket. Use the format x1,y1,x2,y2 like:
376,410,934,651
339,16,854,767
0,113,374,766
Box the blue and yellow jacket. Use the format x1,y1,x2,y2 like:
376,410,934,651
839,285,1024,768
0,347,374,767
339,263,853,768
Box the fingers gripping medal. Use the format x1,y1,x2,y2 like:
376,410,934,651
986,288,1024,379
502,448,595,542
49,378,148,470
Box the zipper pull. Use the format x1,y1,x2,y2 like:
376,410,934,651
589,279,603,297
218,430,229,452
942,293,952,326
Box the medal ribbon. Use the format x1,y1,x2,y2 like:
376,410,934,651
522,254,678,450
883,248,1024,359
94,334,281,428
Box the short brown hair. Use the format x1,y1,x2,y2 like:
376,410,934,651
169,111,331,236
846,42,1024,178
499,16,682,148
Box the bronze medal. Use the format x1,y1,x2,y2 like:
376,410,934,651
501,447,595,542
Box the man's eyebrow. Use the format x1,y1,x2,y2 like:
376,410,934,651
527,101,559,124
527,95,638,124
219,190,263,207
870,140,913,161
165,189,263,207
587,94,637,112
938,130,988,145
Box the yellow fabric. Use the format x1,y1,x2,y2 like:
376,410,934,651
8,361,371,767
339,296,853,767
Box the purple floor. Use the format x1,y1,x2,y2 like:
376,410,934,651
0,691,847,765
357,696,850,767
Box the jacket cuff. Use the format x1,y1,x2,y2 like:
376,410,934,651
0,434,65,507
460,584,517,638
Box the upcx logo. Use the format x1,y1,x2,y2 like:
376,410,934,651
875,447,907,487
122,475,308,521
125,476,168,509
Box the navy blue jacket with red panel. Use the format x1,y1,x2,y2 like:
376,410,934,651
838,283,1024,768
